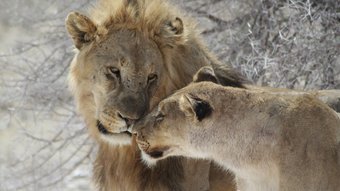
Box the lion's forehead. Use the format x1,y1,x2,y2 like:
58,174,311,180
93,34,161,69
99,30,160,54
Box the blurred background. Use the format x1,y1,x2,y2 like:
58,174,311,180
0,0,339,190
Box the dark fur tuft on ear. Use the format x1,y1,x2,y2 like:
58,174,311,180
179,94,213,121
169,17,183,35
190,96,212,121
158,17,184,47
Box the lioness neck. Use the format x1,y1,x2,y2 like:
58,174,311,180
192,88,281,191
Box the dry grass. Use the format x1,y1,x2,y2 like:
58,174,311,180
182,0,340,89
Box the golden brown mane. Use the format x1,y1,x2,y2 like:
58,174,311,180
89,0,194,46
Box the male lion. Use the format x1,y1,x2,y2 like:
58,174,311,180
133,66,340,191
65,0,241,190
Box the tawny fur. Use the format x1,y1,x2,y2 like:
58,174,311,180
65,0,340,190
134,67,340,191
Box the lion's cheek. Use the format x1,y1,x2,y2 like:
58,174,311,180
99,117,126,133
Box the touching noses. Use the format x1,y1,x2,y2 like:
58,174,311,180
129,117,148,136
117,112,137,127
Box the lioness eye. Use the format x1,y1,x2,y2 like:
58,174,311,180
147,73,157,84
108,67,120,78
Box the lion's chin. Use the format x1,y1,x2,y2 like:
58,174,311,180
96,120,133,145
99,132,133,145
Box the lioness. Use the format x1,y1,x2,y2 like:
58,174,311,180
133,67,340,191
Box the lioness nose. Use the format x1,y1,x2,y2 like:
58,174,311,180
118,112,136,127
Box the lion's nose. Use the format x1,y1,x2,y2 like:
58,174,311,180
117,94,147,120
117,112,136,127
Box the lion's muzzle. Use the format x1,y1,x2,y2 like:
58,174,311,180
96,120,132,136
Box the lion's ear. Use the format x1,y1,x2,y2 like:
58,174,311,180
193,66,219,84
179,94,212,122
65,12,97,49
167,17,184,35
160,17,184,46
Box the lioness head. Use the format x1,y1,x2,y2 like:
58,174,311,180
132,66,220,164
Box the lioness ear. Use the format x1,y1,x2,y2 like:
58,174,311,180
65,12,97,49
159,17,184,46
193,66,219,84
179,94,212,121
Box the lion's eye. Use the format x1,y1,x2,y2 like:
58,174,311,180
108,67,120,78
147,73,158,84
155,113,165,122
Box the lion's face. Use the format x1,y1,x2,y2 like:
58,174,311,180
81,29,165,144
66,9,190,145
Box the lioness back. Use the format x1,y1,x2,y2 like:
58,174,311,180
134,67,340,191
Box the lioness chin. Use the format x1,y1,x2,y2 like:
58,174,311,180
133,66,340,191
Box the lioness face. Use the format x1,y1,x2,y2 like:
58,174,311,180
81,30,164,144
133,88,214,164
